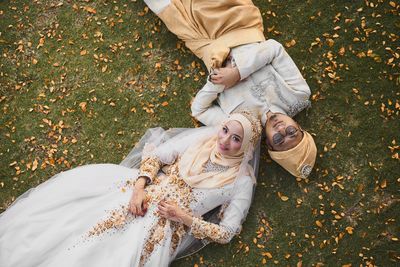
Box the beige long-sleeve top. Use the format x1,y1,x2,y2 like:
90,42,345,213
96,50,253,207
191,39,311,126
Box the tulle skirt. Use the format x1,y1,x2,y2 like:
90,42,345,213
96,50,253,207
0,164,175,267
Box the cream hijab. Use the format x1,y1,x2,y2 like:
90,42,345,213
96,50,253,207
179,113,260,188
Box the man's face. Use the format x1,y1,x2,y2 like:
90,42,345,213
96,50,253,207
265,113,303,151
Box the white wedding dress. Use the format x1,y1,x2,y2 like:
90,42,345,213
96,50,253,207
0,127,258,267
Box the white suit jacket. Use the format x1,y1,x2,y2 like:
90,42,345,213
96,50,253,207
191,39,311,126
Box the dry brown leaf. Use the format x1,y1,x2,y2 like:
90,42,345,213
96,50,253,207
84,6,96,14
380,179,387,188
280,195,289,201
338,47,345,56
345,226,353,234
285,39,297,48
79,102,87,112
32,159,38,171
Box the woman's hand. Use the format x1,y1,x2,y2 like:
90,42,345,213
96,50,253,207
158,200,193,226
210,67,240,89
129,177,149,216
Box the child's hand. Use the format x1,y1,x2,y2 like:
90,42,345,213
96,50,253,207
210,67,240,89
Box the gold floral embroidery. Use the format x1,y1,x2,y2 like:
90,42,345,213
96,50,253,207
170,221,186,254
87,205,133,237
87,159,196,264
191,216,234,244
139,160,194,265
139,156,162,182
139,217,167,267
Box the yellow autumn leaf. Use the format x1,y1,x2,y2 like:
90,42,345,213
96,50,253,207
315,220,323,228
262,252,272,259
285,39,296,48
32,159,38,171
338,47,345,56
79,102,87,112
345,226,353,234
280,195,289,201
326,38,334,47
84,6,96,14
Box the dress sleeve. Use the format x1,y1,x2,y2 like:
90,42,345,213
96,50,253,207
191,81,228,126
138,156,162,183
190,176,254,244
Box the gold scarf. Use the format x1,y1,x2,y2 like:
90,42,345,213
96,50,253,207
157,0,265,69
268,131,317,178
179,113,257,188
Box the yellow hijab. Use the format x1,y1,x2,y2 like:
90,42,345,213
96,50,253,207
179,113,260,188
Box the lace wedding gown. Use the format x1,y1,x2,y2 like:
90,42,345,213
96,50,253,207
0,127,256,267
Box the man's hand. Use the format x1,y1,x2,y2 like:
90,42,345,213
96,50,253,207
210,67,240,89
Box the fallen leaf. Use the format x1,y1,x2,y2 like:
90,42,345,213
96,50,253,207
79,102,87,112
84,6,96,14
32,159,38,171
280,195,289,201
285,39,297,48
345,226,353,234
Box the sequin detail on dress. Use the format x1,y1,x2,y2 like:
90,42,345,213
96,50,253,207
202,159,229,173
191,217,235,244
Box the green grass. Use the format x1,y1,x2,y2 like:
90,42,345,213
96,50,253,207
1,0,399,266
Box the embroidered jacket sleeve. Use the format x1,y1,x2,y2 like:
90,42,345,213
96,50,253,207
191,81,228,126
190,176,253,244
231,39,310,96
138,156,162,183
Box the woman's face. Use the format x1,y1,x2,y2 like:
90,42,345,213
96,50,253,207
217,120,244,156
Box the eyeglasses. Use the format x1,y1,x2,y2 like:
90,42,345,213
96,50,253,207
272,125,302,145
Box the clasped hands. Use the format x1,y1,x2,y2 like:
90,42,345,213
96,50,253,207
210,65,240,89
128,177,191,225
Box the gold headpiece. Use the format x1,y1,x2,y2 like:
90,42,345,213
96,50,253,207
228,110,262,149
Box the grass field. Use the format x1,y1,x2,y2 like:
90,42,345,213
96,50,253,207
0,0,399,266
